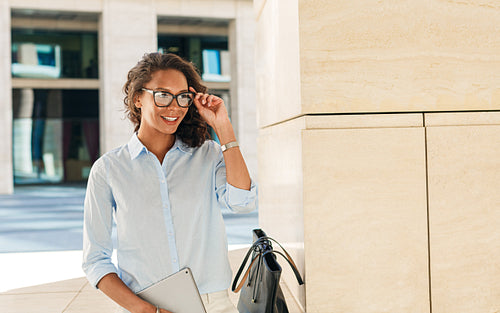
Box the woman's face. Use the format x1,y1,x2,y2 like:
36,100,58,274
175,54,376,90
135,69,190,139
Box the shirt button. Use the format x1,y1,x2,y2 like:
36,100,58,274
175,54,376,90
161,180,165,184
173,259,177,263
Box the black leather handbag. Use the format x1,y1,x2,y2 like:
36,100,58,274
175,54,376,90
232,229,304,313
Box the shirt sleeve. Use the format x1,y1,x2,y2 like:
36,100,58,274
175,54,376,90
214,147,258,214
82,158,118,288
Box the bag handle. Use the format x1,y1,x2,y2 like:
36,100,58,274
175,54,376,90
232,239,264,292
257,236,300,271
232,253,260,293
232,236,304,293
263,250,304,285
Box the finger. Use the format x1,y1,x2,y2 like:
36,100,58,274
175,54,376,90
192,95,203,110
206,95,215,106
201,93,210,105
212,96,223,106
192,91,203,104
189,86,197,93
194,93,201,104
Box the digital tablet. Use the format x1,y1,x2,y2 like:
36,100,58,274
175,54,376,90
137,267,206,313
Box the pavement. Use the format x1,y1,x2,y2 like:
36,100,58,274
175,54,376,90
0,248,302,313
0,184,259,254
0,184,303,313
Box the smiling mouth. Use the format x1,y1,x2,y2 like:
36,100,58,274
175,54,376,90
162,116,178,122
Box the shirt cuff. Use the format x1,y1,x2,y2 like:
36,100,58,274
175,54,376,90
226,179,257,213
84,262,118,289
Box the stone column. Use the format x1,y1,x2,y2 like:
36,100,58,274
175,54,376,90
0,0,13,194
99,0,157,153
229,0,258,178
256,0,500,312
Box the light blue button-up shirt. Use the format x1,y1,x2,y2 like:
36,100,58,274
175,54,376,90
82,134,257,295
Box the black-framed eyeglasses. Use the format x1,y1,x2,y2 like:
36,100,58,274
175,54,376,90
141,88,195,108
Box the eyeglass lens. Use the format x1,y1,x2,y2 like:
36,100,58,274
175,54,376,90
155,92,194,107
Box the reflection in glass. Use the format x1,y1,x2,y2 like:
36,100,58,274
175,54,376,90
12,89,99,184
11,29,98,79
158,35,230,82
11,43,61,78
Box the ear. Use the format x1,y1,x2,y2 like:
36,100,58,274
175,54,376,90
134,95,142,108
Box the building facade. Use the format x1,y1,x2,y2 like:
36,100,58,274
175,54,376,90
0,0,257,193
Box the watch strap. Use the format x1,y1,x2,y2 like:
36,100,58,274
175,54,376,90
221,141,239,152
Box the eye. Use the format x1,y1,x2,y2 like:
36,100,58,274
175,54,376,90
157,92,171,99
179,93,193,100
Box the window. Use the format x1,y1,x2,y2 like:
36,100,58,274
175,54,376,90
11,29,98,79
12,89,99,184
158,35,230,82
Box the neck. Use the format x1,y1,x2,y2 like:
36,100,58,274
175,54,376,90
137,129,176,162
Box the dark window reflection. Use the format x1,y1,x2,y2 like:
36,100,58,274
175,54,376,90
158,35,229,82
11,29,98,79
12,88,99,184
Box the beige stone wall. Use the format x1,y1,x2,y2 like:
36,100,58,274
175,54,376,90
259,117,306,308
426,113,500,313
255,0,301,127
298,0,500,115
0,0,13,194
9,0,102,11
154,0,240,19
302,117,429,313
256,0,500,312
229,1,258,179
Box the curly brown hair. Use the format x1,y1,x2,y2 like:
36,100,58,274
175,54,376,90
123,52,210,147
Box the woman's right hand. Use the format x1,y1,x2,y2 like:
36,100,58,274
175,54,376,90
96,274,174,313
139,302,173,313
137,302,172,313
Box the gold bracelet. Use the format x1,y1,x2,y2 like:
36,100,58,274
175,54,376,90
221,141,239,152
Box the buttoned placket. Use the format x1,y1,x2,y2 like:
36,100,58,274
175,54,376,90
148,151,180,272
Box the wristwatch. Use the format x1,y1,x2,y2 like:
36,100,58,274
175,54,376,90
221,141,239,152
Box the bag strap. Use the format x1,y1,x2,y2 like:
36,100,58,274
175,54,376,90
233,253,260,293
263,250,304,286
232,236,304,293
256,236,300,271
232,241,261,292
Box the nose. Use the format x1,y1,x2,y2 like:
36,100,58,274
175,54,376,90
171,97,182,108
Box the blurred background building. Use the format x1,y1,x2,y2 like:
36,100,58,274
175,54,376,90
0,0,257,193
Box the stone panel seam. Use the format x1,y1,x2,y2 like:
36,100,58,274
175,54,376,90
423,113,433,313
300,51,500,62
255,0,267,21
426,123,500,128
61,281,87,313
260,114,306,129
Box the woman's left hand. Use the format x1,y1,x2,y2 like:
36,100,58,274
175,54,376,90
190,87,230,130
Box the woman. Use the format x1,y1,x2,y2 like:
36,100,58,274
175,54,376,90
82,52,257,313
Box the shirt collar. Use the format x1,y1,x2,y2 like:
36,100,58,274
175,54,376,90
128,133,193,160
173,137,194,155
127,133,146,160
